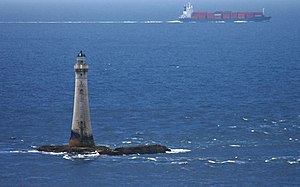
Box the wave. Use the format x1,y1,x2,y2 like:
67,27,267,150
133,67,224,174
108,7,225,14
63,152,100,161
5,148,300,165
146,157,158,162
208,159,246,164
265,156,300,164
166,148,191,154
171,161,188,165
140,21,163,24
0,20,182,25
166,20,183,24
229,144,241,147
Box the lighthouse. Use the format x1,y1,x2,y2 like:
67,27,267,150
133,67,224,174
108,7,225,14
69,51,95,147
37,51,170,154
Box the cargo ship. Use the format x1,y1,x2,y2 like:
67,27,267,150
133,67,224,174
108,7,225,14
179,2,271,23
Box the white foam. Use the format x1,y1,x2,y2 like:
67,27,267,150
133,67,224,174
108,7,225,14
171,161,188,165
208,160,216,164
229,144,241,147
215,21,226,24
27,150,40,153
166,149,191,154
221,160,236,164
40,151,66,155
0,21,162,24
64,152,101,160
62,152,102,160
63,155,73,160
146,157,157,162
265,157,277,163
242,117,248,121
141,21,163,24
9,150,25,153
166,20,183,24
234,20,248,23
78,152,100,158
123,21,138,24
228,126,237,129
208,159,245,164
288,161,299,164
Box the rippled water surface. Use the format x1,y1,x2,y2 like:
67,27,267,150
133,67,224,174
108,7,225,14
0,19,300,186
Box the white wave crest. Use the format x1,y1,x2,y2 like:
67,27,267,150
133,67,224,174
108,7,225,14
141,21,163,24
63,155,73,160
63,152,100,160
146,157,158,162
171,161,188,165
208,159,245,164
288,161,299,164
122,141,132,144
9,150,39,153
166,20,183,24
0,21,164,24
39,151,66,155
166,149,191,154
27,150,40,153
229,144,241,147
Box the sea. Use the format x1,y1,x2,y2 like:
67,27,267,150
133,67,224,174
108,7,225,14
1,5,300,187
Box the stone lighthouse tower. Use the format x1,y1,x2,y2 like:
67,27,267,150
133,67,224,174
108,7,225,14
69,51,95,147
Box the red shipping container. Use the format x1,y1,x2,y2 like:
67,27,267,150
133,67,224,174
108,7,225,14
223,14,231,19
207,13,214,19
198,12,207,15
191,12,206,19
246,13,254,18
238,13,245,19
192,13,199,19
231,13,238,18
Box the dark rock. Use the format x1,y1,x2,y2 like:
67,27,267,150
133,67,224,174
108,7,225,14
37,145,110,154
37,144,170,155
113,145,170,155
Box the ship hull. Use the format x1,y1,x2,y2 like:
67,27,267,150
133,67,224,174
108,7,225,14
179,16,271,23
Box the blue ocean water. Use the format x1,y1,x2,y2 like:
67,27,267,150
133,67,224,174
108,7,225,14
0,19,300,186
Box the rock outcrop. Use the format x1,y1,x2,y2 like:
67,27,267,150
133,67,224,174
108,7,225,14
37,144,170,155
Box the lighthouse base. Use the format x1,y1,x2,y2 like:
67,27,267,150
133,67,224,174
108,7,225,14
37,144,170,155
